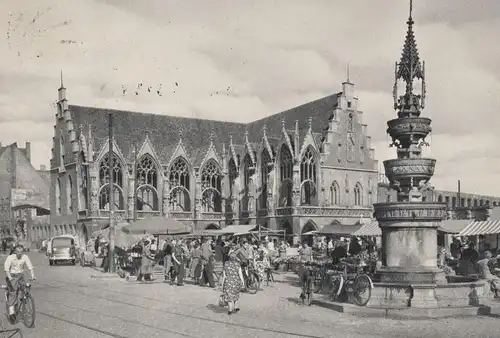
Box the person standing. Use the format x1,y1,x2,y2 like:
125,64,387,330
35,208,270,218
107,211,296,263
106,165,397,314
137,239,154,282
190,242,202,283
172,240,186,286
163,239,174,282
200,237,215,287
221,246,245,315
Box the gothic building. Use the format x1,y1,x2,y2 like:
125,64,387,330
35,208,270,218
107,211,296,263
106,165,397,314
50,76,378,243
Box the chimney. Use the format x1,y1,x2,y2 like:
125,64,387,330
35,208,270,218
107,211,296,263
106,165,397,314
40,164,46,171
25,142,31,163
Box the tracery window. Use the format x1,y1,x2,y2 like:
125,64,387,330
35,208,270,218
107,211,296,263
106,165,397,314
330,181,340,205
78,153,89,211
348,113,353,131
98,153,124,210
136,155,159,211
279,144,293,207
260,149,271,209
227,158,238,213
201,160,222,212
55,177,61,214
354,182,363,206
67,175,73,213
59,135,65,165
169,157,191,211
242,154,254,212
300,147,318,206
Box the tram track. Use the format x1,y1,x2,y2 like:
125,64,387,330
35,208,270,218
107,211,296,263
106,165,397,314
33,280,326,338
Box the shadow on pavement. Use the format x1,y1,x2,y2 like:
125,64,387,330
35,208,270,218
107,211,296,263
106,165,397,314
206,304,229,314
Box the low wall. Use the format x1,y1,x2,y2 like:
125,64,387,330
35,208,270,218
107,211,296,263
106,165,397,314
368,277,490,308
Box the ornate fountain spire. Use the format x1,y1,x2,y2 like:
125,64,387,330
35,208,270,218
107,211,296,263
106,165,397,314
393,0,426,116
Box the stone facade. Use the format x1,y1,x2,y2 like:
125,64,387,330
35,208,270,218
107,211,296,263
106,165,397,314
0,142,50,242
49,79,378,242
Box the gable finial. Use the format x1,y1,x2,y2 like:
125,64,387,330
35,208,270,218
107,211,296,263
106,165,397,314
263,125,267,137
79,124,84,133
244,129,249,143
209,131,215,145
229,134,233,145
281,119,286,131
308,117,312,133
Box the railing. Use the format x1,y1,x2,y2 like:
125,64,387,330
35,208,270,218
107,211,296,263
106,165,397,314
98,210,127,219
169,211,193,219
201,212,224,220
136,210,161,219
276,207,293,216
275,206,372,218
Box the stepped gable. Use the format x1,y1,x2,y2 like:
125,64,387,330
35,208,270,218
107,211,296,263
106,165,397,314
70,93,340,165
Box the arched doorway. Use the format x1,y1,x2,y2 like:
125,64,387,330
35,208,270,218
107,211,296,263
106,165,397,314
279,220,293,245
301,220,318,246
205,223,219,230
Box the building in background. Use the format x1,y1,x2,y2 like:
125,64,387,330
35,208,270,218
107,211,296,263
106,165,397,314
50,76,378,242
0,142,50,243
378,174,500,220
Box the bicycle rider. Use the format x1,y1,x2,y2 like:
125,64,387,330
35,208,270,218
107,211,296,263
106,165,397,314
4,244,36,320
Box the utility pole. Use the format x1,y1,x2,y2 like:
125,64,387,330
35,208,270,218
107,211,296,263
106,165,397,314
108,113,115,273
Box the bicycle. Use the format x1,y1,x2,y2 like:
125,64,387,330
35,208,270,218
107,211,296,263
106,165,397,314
241,263,260,294
330,260,373,306
264,267,275,286
2,279,36,328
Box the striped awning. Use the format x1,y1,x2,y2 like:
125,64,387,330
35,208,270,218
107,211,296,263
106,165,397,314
438,219,472,234
459,220,500,236
352,221,381,237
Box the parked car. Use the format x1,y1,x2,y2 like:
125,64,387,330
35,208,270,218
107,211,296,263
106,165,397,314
48,235,77,266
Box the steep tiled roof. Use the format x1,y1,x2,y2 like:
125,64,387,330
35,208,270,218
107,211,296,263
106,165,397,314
69,92,340,166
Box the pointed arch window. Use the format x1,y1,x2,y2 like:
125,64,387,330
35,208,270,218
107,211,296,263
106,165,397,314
98,153,124,210
330,181,340,205
260,149,271,209
169,157,191,211
136,155,159,211
279,144,293,207
354,182,363,206
201,160,222,212
228,158,238,213
59,135,65,165
55,177,62,215
242,154,254,212
67,175,73,213
78,152,88,211
300,147,318,206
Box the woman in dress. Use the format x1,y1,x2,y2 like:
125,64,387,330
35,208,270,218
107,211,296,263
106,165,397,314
172,239,188,286
221,247,245,315
137,238,154,282
190,242,202,283
254,242,269,283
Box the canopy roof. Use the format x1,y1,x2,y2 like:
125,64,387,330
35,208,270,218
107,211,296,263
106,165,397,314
459,220,500,236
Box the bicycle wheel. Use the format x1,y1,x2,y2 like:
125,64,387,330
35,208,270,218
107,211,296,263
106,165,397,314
22,294,35,328
305,278,313,306
329,275,343,302
247,272,260,294
352,274,372,306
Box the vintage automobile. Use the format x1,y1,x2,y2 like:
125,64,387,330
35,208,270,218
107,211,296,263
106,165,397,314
79,239,97,267
48,235,77,266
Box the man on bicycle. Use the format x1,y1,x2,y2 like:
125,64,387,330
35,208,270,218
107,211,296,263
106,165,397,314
4,244,36,320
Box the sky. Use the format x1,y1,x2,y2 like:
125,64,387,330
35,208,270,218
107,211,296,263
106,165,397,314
0,0,499,196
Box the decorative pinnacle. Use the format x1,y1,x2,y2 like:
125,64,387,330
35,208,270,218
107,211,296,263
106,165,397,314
393,0,426,113
347,63,350,83
263,125,267,137
208,131,215,144
281,119,286,130
307,117,312,132
229,134,233,145
60,70,64,88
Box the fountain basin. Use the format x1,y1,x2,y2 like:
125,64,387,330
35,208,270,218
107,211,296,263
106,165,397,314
374,202,447,223
387,117,432,141
383,158,436,185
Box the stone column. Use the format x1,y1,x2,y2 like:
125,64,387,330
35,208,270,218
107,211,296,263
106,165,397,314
127,167,135,220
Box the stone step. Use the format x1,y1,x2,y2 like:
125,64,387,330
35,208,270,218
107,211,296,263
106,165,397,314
313,297,490,319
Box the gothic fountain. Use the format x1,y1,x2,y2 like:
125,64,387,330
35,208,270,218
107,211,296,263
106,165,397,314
364,3,492,317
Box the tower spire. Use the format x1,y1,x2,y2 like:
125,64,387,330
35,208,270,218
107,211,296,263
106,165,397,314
392,0,426,116
347,63,350,83
60,70,64,89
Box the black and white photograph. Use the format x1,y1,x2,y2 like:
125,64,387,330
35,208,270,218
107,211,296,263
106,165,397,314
1,0,500,337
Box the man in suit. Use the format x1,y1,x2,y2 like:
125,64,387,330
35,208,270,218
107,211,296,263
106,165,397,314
200,237,215,287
